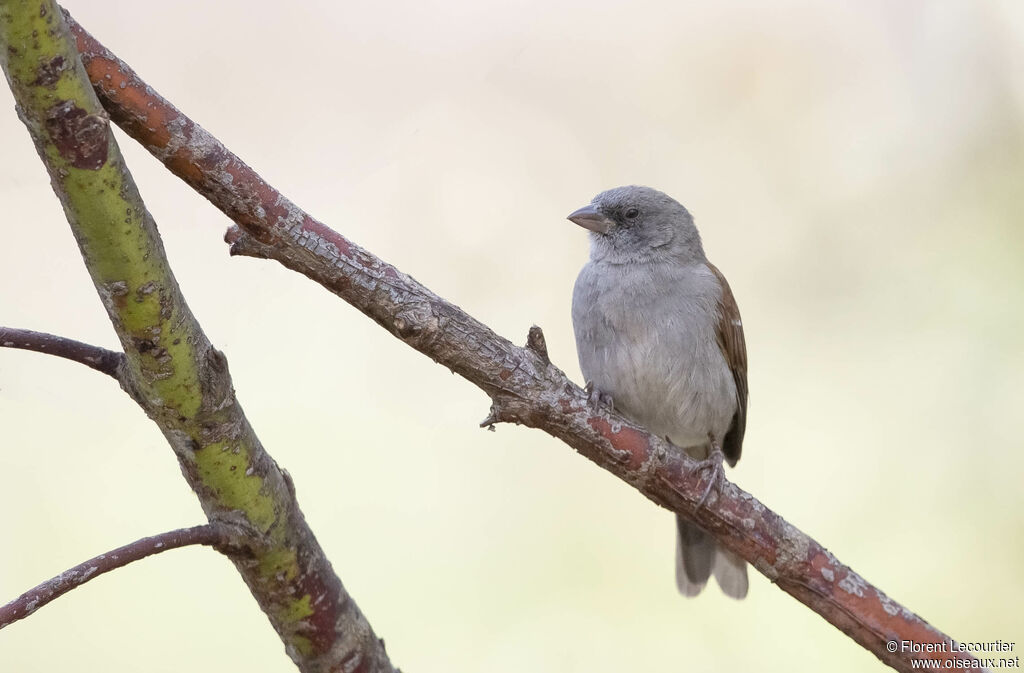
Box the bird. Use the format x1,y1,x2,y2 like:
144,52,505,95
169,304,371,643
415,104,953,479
568,185,749,599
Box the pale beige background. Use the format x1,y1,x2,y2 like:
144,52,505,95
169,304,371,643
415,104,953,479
1,1,1022,671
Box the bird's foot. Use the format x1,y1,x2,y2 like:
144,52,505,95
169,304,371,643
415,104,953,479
584,381,614,411
694,435,726,509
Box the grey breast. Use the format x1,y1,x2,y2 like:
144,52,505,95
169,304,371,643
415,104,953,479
571,258,737,454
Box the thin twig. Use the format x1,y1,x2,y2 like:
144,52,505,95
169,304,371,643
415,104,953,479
0,524,233,630
64,13,980,673
0,326,123,378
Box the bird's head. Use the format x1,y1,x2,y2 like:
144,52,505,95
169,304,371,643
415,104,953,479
567,185,704,264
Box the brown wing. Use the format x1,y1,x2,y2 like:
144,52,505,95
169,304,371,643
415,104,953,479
707,262,748,467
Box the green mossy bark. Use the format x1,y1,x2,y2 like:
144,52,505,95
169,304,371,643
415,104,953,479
0,1,201,414
0,3,350,668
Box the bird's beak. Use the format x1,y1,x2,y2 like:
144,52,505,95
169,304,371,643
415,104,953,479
567,204,614,235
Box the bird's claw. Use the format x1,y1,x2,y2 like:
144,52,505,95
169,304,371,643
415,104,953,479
585,381,614,410
694,446,726,509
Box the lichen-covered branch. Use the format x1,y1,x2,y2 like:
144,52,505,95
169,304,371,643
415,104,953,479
0,4,394,672
57,12,984,673
0,326,124,378
0,524,234,630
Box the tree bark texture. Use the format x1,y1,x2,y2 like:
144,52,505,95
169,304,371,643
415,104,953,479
56,10,984,672
0,4,395,671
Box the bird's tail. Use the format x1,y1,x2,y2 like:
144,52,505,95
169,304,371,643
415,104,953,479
675,515,748,599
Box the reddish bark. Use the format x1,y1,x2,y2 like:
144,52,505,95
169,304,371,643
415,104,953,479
64,14,982,672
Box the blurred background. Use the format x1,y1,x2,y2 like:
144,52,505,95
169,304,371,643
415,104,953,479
1,0,1022,670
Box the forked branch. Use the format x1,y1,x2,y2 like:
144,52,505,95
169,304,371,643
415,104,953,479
62,12,981,673
1,4,395,671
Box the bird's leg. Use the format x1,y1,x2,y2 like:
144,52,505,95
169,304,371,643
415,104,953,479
584,381,614,410
693,433,726,509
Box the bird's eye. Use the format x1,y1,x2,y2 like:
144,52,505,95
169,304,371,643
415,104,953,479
624,207,640,220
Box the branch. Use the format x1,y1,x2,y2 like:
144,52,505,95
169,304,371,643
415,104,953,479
0,524,233,630
0,326,123,378
65,12,977,673
0,5,394,672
